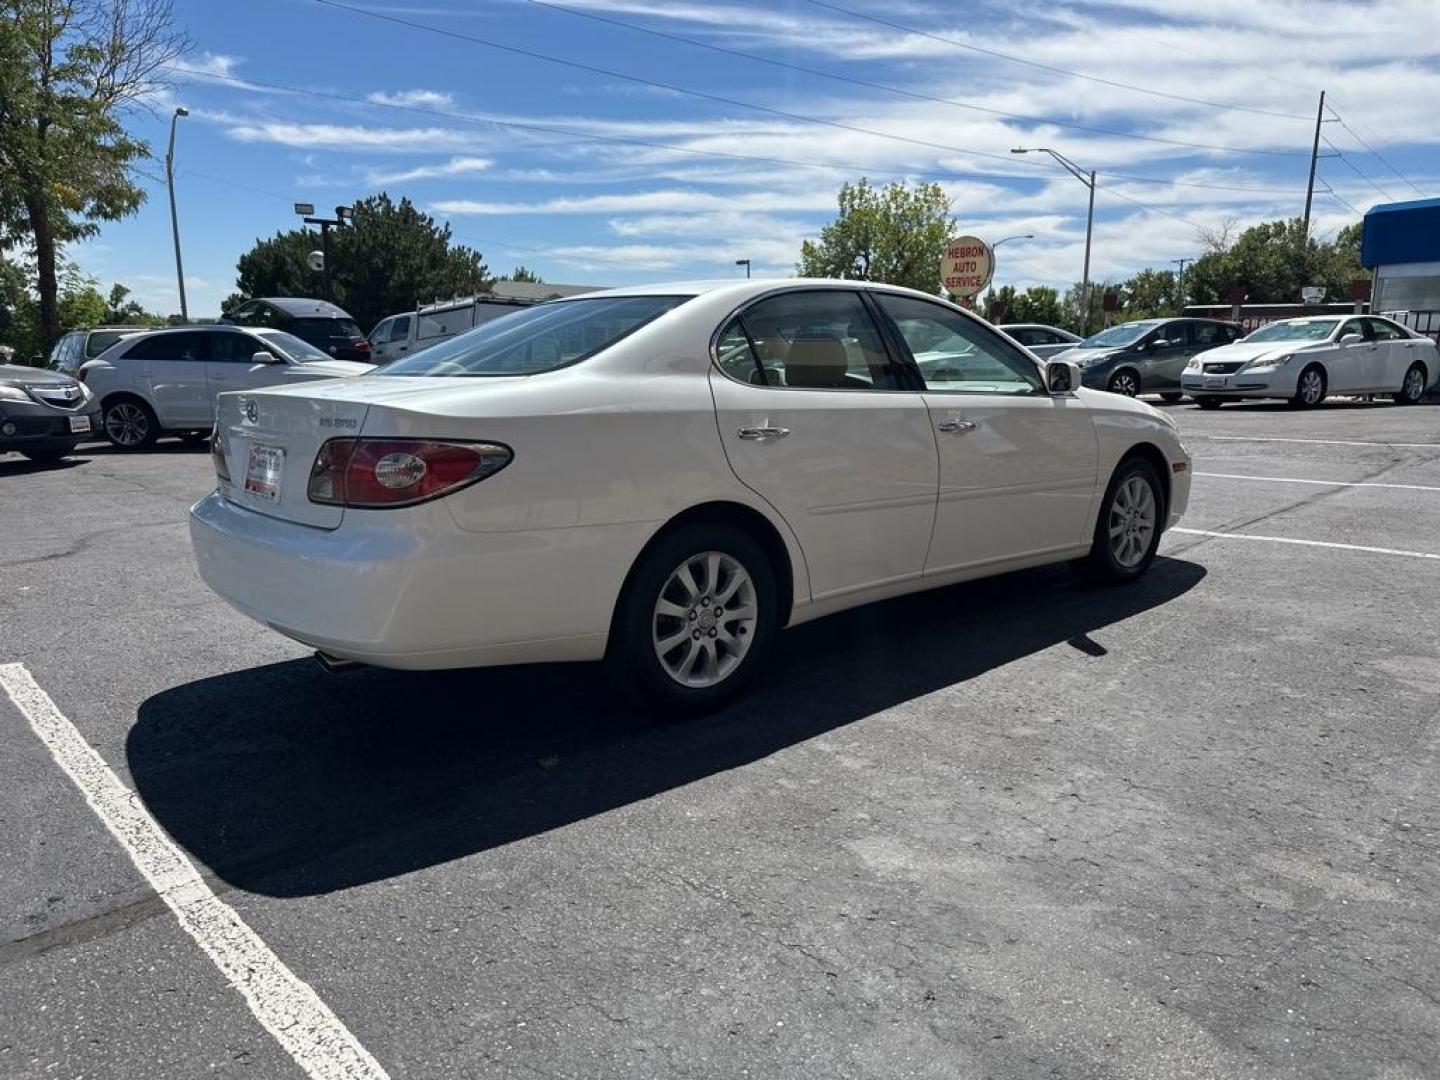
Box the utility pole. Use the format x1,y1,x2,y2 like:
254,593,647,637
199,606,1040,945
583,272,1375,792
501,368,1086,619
1012,148,1096,334
165,107,189,322
1301,90,1326,244
1171,257,1192,310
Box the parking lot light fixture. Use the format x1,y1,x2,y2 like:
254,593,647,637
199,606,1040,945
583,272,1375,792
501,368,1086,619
735,258,751,279
1012,147,1096,335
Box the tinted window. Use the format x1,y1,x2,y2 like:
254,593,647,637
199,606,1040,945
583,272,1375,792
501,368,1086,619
1008,327,1047,346
293,317,361,339
716,318,765,384
86,330,130,357
721,290,905,391
124,332,208,362
391,315,411,340
226,302,262,326
1189,322,1227,346
378,295,689,377
875,293,1043,395
209,332,267,363
49,334,77,371
417,307,474,341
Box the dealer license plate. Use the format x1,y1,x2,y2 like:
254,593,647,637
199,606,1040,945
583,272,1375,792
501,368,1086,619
244,445,285,501
68,415,91,434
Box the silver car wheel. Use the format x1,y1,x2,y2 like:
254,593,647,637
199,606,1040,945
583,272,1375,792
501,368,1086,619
652,551,757,688
105,402,149,446
1109,371,1139,397
1298,368,1324,405
1108,474,1157,568
1403,366,1425,402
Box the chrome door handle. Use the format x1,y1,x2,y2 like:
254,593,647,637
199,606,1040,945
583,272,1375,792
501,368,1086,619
937,419,977,433
737,426,789,440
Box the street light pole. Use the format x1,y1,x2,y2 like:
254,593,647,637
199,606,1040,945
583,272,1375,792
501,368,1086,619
165,107,189,322
735,258,751,279
1012,148,1096,334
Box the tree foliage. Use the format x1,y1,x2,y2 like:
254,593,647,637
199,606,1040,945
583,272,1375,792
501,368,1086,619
507,265,542,283
1185,217,1368,305
0,0,186,349
0,259,156,362
985,285,1064,327
231,193,493,333
798,179,954,294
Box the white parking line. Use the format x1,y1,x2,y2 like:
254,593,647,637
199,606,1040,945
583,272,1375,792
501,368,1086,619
1171,528,1440,561
1188,435,1440,450
1195,471,1440,493
0,663,390,1080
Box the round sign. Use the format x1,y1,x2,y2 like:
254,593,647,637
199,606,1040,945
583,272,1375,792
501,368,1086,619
940,236,993,298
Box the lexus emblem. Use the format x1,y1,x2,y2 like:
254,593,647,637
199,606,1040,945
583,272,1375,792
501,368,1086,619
242,399,258,424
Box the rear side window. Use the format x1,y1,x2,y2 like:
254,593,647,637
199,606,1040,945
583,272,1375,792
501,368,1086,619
417,307,474,341
1365,318,1405,340
720,290,907,391
123,332,208,362
293,317,361,339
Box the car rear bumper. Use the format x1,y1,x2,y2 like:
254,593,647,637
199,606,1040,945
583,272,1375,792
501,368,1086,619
0,401,101,450
189,490,655,669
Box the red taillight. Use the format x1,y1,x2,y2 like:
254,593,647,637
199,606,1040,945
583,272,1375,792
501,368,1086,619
355,339,371,353
307,438,511,508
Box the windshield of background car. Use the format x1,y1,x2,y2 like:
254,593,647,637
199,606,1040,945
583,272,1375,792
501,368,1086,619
1080,322,1159,348
86,330,133,357
1244,319,1341,343
255,329,333,363
376,296,691,377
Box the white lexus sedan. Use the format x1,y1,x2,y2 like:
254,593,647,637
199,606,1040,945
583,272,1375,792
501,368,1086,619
190,280,1191,709
1180,314,1437,409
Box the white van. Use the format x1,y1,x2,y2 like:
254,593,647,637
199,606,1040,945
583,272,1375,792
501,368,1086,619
369,281,603,364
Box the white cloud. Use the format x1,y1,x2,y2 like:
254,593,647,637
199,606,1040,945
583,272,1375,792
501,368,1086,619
171,52,243,79
226,122,479,152
366,89,456,108
364,156,493,185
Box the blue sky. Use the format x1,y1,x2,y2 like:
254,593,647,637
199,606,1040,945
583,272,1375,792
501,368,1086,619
80,0,1440,326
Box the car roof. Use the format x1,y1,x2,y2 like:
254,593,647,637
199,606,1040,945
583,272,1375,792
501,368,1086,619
563,277,978,306
253,297,354,318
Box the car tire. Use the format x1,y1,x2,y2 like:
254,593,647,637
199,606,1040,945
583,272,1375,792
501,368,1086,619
1394,363,1427,405
1160,392,1184,403
1290,364,1327,409
1195,396,1223,410
102,396,159,450
1107,369,1141,397
1074,457,1166,585
607,522,779,714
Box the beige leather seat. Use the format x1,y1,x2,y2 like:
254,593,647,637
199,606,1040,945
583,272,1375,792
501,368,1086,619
785,334,853,388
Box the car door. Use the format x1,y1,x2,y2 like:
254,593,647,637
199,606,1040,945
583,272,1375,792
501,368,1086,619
1331,318,1375,392
870,292,1099,575
1140,323,1190,391
368,318,394,362
1364,317,1410,388
127,331,212,426
206,331,290,416
708,288,938,602
385,314,414,361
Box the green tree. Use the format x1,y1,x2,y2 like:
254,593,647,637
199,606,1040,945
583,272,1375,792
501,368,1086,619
1185,217,1368,305
1062,280,1110,336
232,193,492,333
507,265,542,283
1119,268,1181,320
103,282,163,324
798,179,953,294
0,0,187,350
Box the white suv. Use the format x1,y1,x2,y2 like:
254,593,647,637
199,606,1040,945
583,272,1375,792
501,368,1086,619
81,325,371,449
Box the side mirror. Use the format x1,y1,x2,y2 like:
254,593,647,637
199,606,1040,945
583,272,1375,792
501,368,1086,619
1046,360,1080,394
1338,333,1363,346
1150,338,1172,349
252,350,282,365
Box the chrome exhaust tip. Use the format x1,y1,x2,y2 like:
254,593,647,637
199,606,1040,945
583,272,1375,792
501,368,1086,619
314,650,362,673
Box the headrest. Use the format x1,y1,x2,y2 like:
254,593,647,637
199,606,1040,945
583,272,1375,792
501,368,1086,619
785,334,849,388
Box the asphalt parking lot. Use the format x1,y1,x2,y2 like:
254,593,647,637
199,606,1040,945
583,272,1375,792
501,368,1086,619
2,399,1439,1080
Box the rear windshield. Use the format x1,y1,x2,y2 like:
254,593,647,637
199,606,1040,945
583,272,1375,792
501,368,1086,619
377,295,690,377
86,330,132,357
254,329,333,363
293,317,363,339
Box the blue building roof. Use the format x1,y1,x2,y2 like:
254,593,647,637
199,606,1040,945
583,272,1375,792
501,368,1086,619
1361,197,1440,268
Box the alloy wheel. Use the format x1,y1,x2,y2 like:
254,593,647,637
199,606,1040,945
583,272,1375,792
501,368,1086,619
1403,366,1425,402
1108,474,1156,568
105,402,149,447
652,551,758,688
1109,372,1139,397
1299,369,1324,406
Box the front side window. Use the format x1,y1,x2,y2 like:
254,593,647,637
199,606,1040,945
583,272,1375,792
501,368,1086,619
719,290,906,391
874,293,1043,395
209,332,266,364
1339,319,1368,341
123,332,208,362
378,295,689,377
390,315,411,340
86,330,131,358
370,319,393,345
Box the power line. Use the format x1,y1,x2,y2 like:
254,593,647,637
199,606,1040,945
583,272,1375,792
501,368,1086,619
1316,180,1363,217
1325,103,1427,198
181,68,1312,198
1320,136,1395,201
797,0,1313,122
527,0,1306,158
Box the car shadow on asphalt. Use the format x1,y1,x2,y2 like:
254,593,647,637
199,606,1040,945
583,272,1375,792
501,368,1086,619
128,556,1206,898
